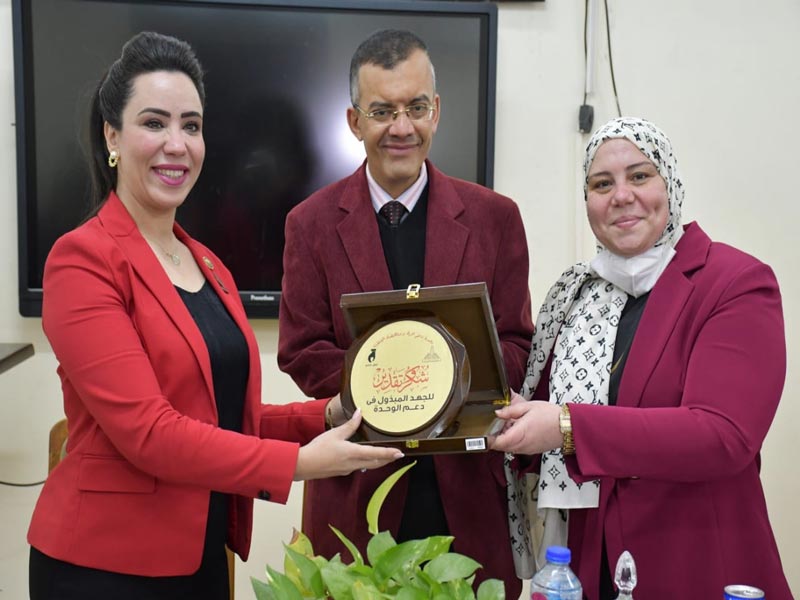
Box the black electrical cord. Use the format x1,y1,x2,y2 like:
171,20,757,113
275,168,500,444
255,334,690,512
0,479,46,487
604,0,623,117
583,0,589,105
579,0,594,132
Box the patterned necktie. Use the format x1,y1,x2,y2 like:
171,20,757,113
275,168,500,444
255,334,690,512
379,200,407,229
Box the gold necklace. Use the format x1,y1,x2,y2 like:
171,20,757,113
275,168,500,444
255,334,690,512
150,238,181,266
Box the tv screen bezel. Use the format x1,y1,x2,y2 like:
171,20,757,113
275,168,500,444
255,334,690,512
12,0,498,318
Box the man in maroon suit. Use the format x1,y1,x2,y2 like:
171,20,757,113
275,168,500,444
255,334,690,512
278,29,534,596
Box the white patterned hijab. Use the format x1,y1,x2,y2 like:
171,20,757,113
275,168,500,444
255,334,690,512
587,118,685,296
586,117,685,251
504,118,685,576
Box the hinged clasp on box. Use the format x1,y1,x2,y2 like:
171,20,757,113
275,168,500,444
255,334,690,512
406,284,421,299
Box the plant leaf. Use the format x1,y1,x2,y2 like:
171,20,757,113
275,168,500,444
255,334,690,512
315,553,339,568
285,544,325,597
330,524,364,566
423,553,482,582
263,566,305,600
374,539,429,583
396,586,430,600
250,576,277,600
477,578,506,600
446,578,476,600
366,461,417,535
366,530,396,566
287,528,315,556
352,579,384,600
415,569,444,596
284,529,317,590
321,561,360,600
418,535,454,563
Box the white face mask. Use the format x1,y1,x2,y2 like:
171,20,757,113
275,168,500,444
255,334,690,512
590,233,680,298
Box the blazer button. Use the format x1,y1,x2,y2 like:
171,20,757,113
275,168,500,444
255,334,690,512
257,490,271,501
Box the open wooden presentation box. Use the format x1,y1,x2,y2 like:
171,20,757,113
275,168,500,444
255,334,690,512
339,282,510,455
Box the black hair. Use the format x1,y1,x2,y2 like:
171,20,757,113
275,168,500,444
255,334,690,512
86,31,205,209
349,29,435,105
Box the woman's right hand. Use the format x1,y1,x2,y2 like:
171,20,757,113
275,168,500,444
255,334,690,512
294,409,404,481
488,400,563,455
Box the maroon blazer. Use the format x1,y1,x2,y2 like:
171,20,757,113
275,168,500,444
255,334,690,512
29,193,327,576
554,223,790,598
278,161,534,596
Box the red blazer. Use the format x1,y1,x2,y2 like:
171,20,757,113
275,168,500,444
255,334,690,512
278,161,534,596
557,223,791,598
28,193,327,576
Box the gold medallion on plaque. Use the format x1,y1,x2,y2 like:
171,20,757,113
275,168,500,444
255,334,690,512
342,316,470,442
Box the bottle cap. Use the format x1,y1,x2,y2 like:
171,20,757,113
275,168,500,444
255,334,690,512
545,545,571,564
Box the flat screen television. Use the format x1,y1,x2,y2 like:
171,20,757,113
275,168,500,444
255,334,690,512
12,0,497,317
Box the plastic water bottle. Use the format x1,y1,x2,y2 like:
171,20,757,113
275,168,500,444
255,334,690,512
530,546,583,600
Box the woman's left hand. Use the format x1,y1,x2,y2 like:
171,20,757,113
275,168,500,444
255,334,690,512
294,409,403,481
489,400,563,455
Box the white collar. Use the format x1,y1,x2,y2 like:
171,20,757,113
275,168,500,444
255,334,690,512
366,162,428,215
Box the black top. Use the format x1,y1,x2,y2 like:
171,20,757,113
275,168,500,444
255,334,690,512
29,281,250,600
600,291,650,598
607,292,650,406
375,187,450,541
176,281,249,554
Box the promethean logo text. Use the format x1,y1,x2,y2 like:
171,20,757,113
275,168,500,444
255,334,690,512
249,294,276,302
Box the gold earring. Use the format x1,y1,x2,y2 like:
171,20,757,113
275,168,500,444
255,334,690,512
108,150,119,168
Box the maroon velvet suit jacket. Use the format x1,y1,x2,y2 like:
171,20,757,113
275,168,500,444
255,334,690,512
28,193,327,576
278,161,534,595
548,223,790,598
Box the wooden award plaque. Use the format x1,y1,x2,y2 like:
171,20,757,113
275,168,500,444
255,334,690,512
339,283,510,455
342,316,470,441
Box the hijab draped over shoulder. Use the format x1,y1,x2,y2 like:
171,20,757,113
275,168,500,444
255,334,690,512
505,117,685,576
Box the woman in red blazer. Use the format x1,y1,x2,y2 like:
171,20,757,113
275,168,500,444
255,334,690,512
27,31,401,600
491,117,791,599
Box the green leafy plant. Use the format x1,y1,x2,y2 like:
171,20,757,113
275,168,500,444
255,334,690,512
251,461,506,600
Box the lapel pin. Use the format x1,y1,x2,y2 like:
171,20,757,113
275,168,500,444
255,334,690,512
202,256,229,294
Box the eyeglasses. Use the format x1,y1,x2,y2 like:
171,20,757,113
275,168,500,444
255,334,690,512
353,103,436,124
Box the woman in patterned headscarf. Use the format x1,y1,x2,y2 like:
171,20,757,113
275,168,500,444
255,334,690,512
491,117,791,599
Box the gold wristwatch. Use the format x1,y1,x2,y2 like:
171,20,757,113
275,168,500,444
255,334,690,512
559,404,575,455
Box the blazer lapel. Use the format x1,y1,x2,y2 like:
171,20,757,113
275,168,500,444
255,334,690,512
422,162,469,286
98,194,217,409
336,160,470,290
336,164,394,292
617,223,709,407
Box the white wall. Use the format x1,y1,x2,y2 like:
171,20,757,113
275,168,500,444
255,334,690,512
1,1,797,597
